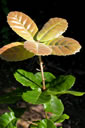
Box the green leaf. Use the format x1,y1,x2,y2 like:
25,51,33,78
0,88,25,104
50,113,69,122
44,95,64,118
56,114,69,123
64,91,85,96
30,125,38,128
22,88,41,104
35,92,51,104
14,69,42,89
35,72,56,88
46,89,85,96
0,112,17,128
38,119,56,128
50,75,75,91
22,89,51,104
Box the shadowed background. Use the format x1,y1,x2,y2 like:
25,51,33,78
0,0,85,128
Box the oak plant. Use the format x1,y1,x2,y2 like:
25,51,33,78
0,11,84,128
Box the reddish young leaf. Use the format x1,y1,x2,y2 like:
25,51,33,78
7,11,38,40
48,37,81,55
0,42,34,61
37,18,68,42
24,40,52,56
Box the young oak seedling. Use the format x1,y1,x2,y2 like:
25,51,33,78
0,11,84,128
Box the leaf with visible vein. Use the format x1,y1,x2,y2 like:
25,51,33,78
24,40,52,56
48,36,81,56
14,69,42,89
37,18,68,42
7,11,38,40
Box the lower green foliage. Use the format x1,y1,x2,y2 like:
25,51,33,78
0,112,17,128
0,69,85,128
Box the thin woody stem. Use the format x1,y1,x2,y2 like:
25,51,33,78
39,56,46,90
38,56,48,119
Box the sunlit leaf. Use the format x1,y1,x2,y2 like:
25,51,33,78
46,89,85,96
0,112,17,128
56,114,69,123
35,72,56,83
22,89,41,104
24,40,52,56
49,75,75,91
7,11,38,40
63,90,85,96
38,119,56,128
0,42,34,61
48,37,81,55
22,89,51,104
44,96,64,117
14,69,42,89
37,18,68,42
50,113,69,122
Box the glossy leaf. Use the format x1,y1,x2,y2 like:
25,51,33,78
56,114,69,123
49,75,75,91
22,89,51,104
35,72,56,83
49,37,81,56
24,40,52,56
22,89,41,104
37,18,68,42
0,88,25,104
0,112,17,128
50,113,69,122
64,90,85,96
14,69,42,89
7,11,38,40
46,89,85,96
38,119,56,128
0,42,34,61
44,96,64,117
35,92,51,104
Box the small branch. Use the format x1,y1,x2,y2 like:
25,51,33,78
39,56,46,90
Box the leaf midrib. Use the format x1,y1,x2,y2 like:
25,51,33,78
39,22,62,41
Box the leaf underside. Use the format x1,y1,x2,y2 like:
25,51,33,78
0,42,34,61
37,17,68,42
24,40,52,56
7,11,38,40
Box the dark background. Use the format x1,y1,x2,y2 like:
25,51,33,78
0,0,85,128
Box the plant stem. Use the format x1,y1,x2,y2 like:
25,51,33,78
39,56,48,119
39,56,46,90
45,111,48,119
27,121,38,126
